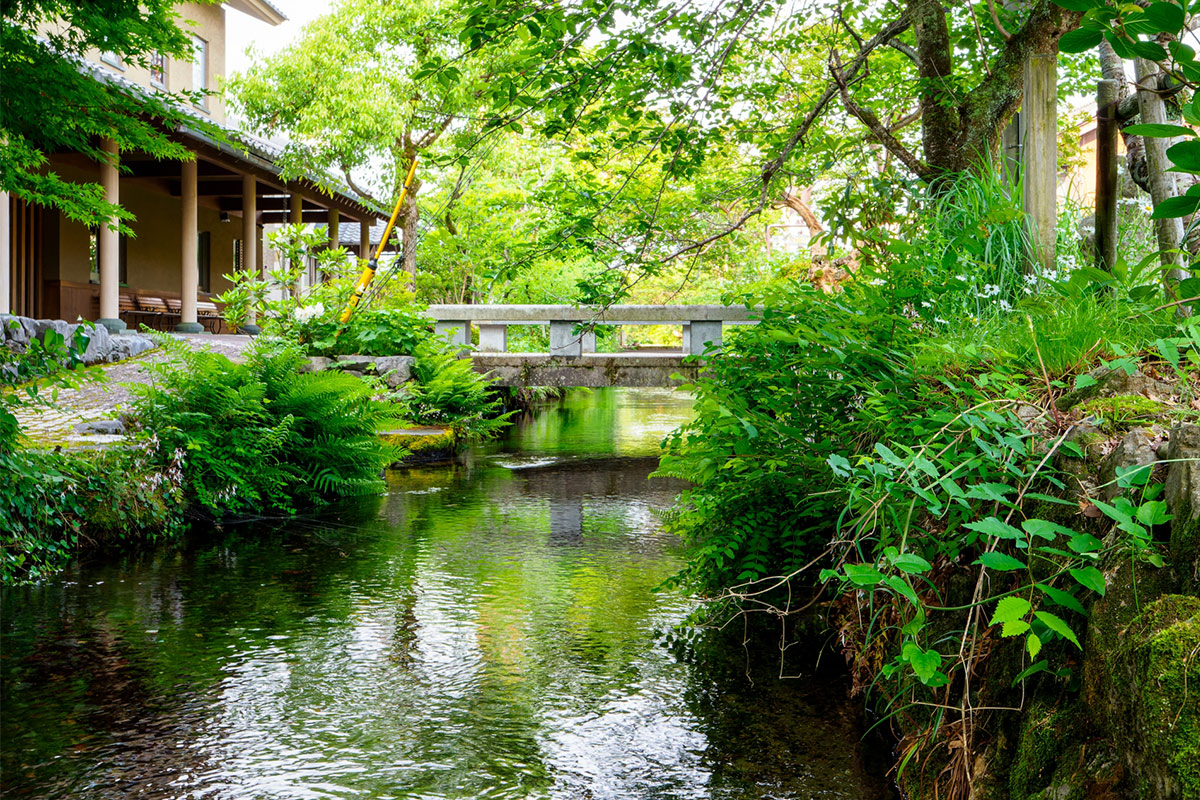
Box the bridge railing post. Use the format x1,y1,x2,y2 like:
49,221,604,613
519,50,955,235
477,323,507,352
549,320,583,356
686,320,722,356
435,319,471,348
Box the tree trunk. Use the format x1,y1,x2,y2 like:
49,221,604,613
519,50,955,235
401,188,419,285
1134,57,1188,285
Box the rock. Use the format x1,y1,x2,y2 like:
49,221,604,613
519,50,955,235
0,314,22,345
108,333,156,362
1086,592,1200,800
24,318,74,343
1055,422,1107,498
375,355,415,387
1098,425,1166,500
1060,366,1176,412
300,356,332,374
332,354,377,372
73,418,125,435
79,323,111,365
1166,424,1200,594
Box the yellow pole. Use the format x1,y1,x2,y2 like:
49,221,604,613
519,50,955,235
338,156,418,324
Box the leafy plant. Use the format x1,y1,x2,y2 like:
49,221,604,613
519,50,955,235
130,336,403,515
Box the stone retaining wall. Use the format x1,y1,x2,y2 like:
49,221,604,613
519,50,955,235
1,314,156,366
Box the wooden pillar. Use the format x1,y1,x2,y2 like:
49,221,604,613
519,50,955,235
242,174,257,329
1096,79,1119,273
0,191,9,314
289,193,303,225
360,220,371,262
177,158,202,332
1001,114,1021,187
1136,57,1189,286
97,138,124,331
1022,54,1057,276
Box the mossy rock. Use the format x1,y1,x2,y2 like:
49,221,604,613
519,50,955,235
380,428,458,463
1087,593,1200,799
1077,395,1168,433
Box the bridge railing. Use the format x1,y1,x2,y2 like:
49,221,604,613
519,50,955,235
423,304,760,356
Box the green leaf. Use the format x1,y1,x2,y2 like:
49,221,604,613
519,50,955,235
1136,500,1172,526
1070,566,1107,596
875,442,906,467
903,642,945,685
1151,194,1200,219
976,551,1027,571
886,575,920,607
843,564,884,586
1168,139,1200,173
1035,583,1086,614
1058,27,1103,53
1013,659,1051,685
1023,519,1074,541
1142,1,1185,32
1132,39,1169,60
1026,632,1043,659
1068,533,1104,554
1035,610,1082,649
965,482,1016,503
827,453,852,477
991,595,1032,637
1125,123,1197,139
889,549,933,574
965,516,1024,540
1073,373,1098,390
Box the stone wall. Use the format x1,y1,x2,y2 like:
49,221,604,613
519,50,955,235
1,314,155,366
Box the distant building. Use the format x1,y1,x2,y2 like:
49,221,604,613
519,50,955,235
2,1,386,331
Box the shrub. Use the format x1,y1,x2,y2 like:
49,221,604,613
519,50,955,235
130,337,402,515
396,339,512,440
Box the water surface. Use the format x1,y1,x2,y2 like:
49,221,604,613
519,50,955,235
2,388,889,799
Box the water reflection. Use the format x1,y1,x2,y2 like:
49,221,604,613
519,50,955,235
1,389,888,799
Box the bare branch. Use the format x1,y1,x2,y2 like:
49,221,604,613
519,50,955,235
985,0,1013,41
831,49,930,178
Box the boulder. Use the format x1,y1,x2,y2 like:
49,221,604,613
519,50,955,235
1098,425,1166,500
79,323,111,365
332,354,377,372
1060,366,1176,411
375,355,415,387
74,418,125,435
300,356,332,374
1166,424,1200,594
108,333,155,362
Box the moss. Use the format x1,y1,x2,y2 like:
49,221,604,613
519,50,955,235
381,427,458,463
1119,595,1200,799
1077,395,1168,433
1010,700,1080,798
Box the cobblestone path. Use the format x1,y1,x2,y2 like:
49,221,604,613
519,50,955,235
15,334,253,448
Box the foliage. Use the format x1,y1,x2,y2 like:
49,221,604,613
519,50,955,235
657,250,1186,776
130,337,402,516
2,0,214,226
396,339,512,440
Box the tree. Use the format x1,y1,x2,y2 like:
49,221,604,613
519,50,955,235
229,0,510,281
1,0,210,227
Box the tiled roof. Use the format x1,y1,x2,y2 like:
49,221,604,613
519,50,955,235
66,43,386,220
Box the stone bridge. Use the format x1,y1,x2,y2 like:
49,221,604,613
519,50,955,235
424,304,759,388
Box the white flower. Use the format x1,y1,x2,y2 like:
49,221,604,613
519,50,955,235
999,299,1012,311
294,303,325,322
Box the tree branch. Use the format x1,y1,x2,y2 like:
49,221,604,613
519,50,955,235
831,49,931,178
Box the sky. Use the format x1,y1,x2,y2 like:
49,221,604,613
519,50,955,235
225,0,327,77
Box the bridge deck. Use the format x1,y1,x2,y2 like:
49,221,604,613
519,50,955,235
472,352,701,388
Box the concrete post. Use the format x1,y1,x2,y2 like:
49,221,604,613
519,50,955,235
581,328,596,353
686,321,723,355
328,208,339,250
360,220,371,261
1022,54,1057,276
242,174,258,330
176,158,203,333
477,323,508,352
289,193,303,225
97,138,125,332
1096,79,1119,273
549,321,582,356
0,191,9,314
435,319,470,347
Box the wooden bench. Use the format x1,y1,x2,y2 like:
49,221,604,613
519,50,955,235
119,294,158,329
197,300,225,333
139,296,180,329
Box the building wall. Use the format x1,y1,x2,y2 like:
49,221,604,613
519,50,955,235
41,2,229,124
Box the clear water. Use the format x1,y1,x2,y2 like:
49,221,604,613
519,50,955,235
1,388,891,799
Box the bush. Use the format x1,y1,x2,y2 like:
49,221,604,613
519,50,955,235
130,337,402,515
395,339,512,440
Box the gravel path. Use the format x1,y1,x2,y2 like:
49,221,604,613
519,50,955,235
15,333,254,447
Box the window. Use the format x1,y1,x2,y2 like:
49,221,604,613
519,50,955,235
198,231,211,293
192,36,208,110
149,52,167,88
100,51,124,70
233,239,243,272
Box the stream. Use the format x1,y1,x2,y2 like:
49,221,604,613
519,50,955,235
1,388,892,799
